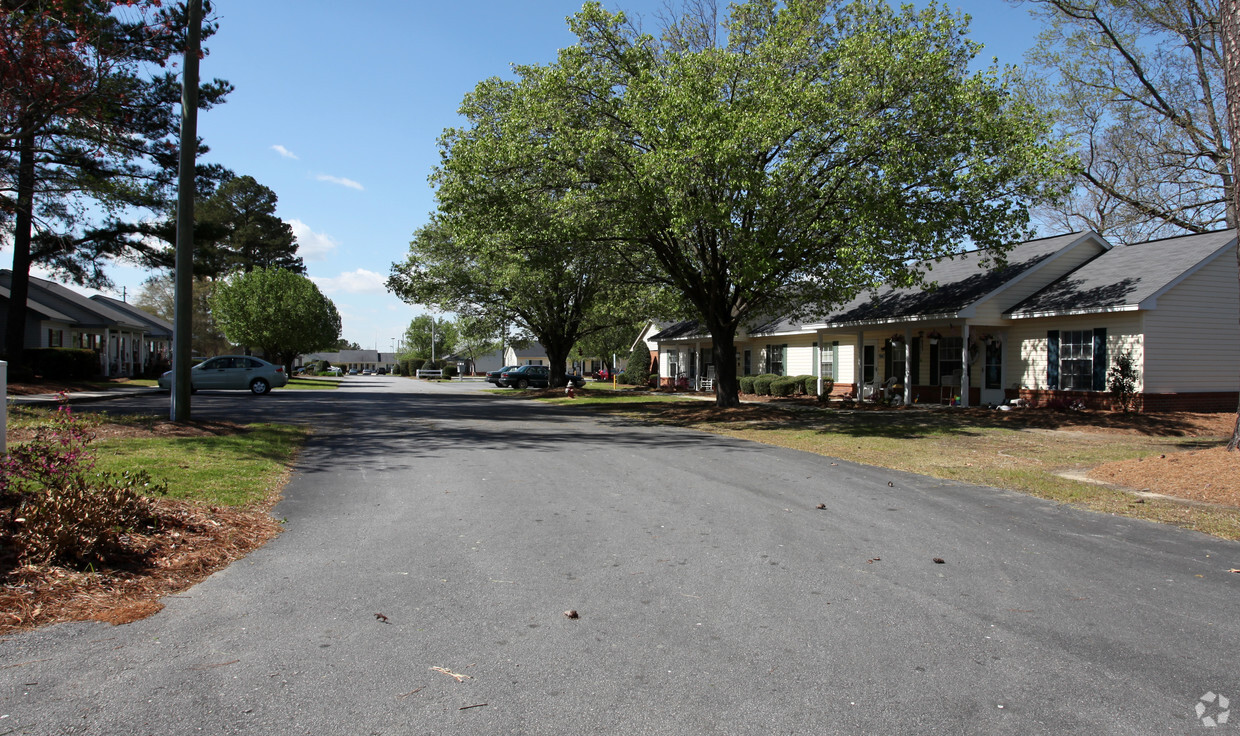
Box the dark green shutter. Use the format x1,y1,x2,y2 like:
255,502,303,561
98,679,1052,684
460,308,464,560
1047,330,1060,390
781,344,788,376
831,342,839,380
1092,328,1107,391
883,341,893,381
930,342,940,384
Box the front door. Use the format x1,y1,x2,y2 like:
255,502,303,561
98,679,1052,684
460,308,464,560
981,340,1005,406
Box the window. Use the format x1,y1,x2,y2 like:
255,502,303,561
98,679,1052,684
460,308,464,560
820,341,837,380
666,349,679,378
938,337,963,385
743,349,751,375
889,340,905,382
1060,330,1093,390
765,344,786,375
863,345,875,383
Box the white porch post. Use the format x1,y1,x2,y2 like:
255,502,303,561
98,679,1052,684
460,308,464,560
903,327,912,405
960,323,970,408
855,330,864,398
103,328,113,377
815,330,824,396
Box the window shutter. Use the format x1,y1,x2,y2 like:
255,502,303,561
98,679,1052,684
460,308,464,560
930,342,940,385
781,344,787,376
1047,330,1060,390
883,341,893,381
831,342,839,380
812,343,819,376
1092,328,1107,391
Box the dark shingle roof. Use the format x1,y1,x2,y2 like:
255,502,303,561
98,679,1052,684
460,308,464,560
649,320,706,341
1008,229,1236,316
0,271,147,330
90,295,172,338
819,232,1095,325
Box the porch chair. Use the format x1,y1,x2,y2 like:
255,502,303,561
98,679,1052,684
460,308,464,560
940,369,962,405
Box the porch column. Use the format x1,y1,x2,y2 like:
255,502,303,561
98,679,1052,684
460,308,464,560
960,323,970,408
903,327,912,406
103,328,112,377
855,330,864,398
815,330,824,396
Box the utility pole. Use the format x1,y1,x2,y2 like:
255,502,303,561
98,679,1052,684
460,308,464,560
171,0,202,421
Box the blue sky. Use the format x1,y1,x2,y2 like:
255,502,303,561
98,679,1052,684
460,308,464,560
35,0,1044,350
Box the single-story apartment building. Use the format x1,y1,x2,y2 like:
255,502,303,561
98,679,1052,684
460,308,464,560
0,270,167,377
650,229,1240,412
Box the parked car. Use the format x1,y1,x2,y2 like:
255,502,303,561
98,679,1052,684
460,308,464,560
497,364,586,389
376,367,387,375
362,368,374,375
348,368,360,375
157,355,288,395
487,365,520,385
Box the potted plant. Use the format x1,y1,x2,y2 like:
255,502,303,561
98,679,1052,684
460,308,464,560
926,330,941,345
890,333,905,348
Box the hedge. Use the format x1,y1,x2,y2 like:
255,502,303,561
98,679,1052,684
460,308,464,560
26,348,98,380
791,375,815,396
753,373,779,396
441,364,457,379
770,376,799,397
738,375,757,394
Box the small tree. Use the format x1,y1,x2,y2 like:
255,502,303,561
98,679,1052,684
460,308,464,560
211,268,341,372
624,343,651,387
1107,350,1140,413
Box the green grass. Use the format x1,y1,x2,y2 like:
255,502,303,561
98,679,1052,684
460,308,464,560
94,423,308,506
280,376,340,390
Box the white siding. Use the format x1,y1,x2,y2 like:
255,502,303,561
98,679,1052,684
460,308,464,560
1008,314,1144,391
970,237,1108,323
1142,252,1240,392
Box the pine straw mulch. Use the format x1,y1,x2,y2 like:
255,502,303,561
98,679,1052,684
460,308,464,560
4,377,145,396
0,420,285,635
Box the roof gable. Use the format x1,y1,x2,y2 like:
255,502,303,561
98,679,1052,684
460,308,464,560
1007,229,1236,317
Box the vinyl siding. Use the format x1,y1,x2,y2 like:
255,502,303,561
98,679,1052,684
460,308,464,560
1008,314,1144,391
1142,253,1240,392
970,237,1108,323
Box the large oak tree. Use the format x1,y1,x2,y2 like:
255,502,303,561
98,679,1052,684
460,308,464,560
424,0,1068,406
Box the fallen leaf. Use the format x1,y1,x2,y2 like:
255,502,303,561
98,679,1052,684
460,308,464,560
867,558,881,564
887,481,894,487
564,609,579,619
430,667,471,682
932,558,945,564
1228,569,1240,574
375,612,389,623
815,503,826,510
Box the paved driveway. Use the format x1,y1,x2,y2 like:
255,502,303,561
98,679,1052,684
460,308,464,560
2,377,1238,734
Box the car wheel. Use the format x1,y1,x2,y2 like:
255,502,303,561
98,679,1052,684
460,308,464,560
250,377,271,395
516,378,530,389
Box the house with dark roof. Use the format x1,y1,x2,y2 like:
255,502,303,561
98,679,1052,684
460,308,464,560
0,271,164,377
649,230,1239,411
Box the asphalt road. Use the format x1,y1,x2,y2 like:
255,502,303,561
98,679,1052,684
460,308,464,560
2,377,1238,734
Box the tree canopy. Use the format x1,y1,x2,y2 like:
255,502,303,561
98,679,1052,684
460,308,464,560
1,0,231,360
210,267,341,372
135,273,231,357
400,313,457,362
1017,0,1231,242
411,0,1068,404
194,174,304,277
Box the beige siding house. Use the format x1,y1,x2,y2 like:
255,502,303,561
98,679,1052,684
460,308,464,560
650,230,1239,411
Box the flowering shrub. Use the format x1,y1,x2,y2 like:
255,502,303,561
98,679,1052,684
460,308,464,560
1,405,167,566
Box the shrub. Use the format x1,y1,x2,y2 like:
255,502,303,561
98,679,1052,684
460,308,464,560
625,344,651,387
753,373,778,395
26,348,98,380
441,364,458,379
770,376,799,397
817,378,835,400
739,375,757,394
792,375,815,396
1,405,167,566
1107,350,1139,413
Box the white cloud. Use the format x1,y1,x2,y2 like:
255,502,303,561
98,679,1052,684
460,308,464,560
286,219,339,261
316,174,364,191
311,269,386,294
271,144,299,160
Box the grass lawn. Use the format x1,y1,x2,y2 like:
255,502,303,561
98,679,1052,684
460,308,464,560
527,391,1240,540
94,423,307,506
281,376,340,390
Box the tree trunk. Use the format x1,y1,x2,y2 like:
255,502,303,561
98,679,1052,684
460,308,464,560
1222,0,1240,451
708,326,741,408
543,338,574,388
4,133,37,365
